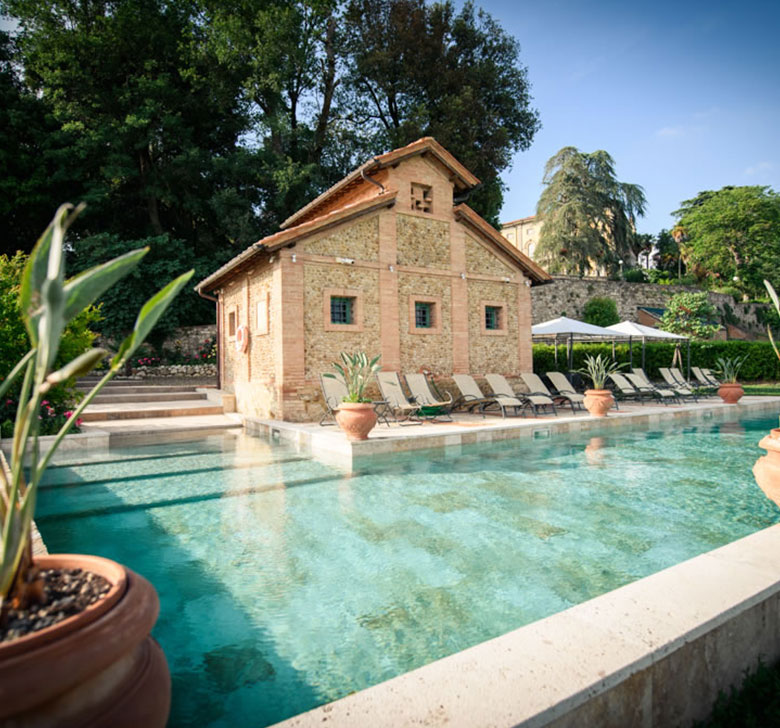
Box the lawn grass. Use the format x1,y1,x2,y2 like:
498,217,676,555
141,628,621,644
695,659,780,727
743,383,780,396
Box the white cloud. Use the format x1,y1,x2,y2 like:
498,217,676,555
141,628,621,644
655,126,685,138
744,161,774,176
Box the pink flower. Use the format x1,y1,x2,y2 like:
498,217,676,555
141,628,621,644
42,400,49,406
76,418,83,427
64,411,73,419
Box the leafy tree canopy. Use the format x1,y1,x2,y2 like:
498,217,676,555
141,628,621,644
534,146,646,277
1,0,540,333
659,291,719,340
673,186,780,300
582,296,619,327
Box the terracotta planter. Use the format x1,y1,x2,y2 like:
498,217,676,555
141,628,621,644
0,554,170,728
583,389,614,418
754,428,780,508
335,402,377,441
718,382,744,405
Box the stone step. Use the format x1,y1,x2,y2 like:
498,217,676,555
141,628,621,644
80,414,242,444
81,400,224,422
76,384,202,395
89,392,208,405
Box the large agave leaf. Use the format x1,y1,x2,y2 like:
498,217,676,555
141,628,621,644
111,270,194,369
62,248,148,324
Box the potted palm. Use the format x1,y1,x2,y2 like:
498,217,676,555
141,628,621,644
0,205,193,726
324,352,381,440
713,354,748,404
754,280,780,506
576,353,625,417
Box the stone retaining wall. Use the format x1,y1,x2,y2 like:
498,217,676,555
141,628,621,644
532,277,769,337
130,363,217,379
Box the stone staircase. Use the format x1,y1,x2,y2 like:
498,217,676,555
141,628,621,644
76,379,241,441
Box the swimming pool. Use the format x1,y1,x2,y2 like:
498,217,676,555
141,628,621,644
37,416,780,727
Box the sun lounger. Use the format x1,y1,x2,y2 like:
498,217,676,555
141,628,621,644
691,367,718,394
701,368,722,387
544,372,587,413
659,368,698,402
405,373,454,421
450,374,503,415
624,373,678,404
376,372,425,424
521,372,581,414
485,373,556,416
608,373,649,405
631,368,654,388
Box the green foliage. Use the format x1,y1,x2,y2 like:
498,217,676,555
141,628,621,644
324,352,381,403
535,146,646,276
341,0,540,223
534,340,780,383
622,268,647,283
694,659,780,728
575,353,626,390
764,280,780,362
659,292,719,339
68,234,220,350
582,297,620,327
674,186,780,299
713,354,748,384
0,205,193,609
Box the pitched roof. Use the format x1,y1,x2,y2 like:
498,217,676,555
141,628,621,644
280,137,480,230
453,205,552,285
501,215,536,227
196,190,398,293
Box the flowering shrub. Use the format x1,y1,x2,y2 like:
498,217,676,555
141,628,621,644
136,356,162,367
156,336,217,366
0,398,83,438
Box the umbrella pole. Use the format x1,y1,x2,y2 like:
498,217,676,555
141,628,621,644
554,337,558,365
642,337,646,371
687,339,691,382
629,337,633,368
568,333,573,372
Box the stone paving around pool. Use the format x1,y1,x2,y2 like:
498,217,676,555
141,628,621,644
245,395,780,469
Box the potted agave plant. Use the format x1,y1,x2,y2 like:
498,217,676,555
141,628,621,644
324,352,381,441
576,353,625,417
713,354,748,405
754,280,780,506
0,205,193,726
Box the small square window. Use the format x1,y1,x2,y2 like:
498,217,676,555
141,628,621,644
411,183,433,214
485,306,501,330
330,296,355,325
415,301,433,329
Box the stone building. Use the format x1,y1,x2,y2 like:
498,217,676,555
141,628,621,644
196,137,551,422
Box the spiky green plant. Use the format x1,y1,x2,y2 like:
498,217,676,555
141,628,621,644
323,352,381,403
575,353,626,390
765,280,780,362
0,205,193,614
713,355,748,384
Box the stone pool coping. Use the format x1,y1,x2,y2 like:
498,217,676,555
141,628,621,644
246,395,780,469
270,523,780,728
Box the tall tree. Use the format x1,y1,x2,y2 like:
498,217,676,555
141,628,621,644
535,146,646,276
341,0,540,223
673,186,780,299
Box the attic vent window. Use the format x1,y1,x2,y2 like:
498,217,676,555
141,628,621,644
411,183,433,214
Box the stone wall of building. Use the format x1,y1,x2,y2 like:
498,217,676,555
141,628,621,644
467,279,519,375
531,276,769,337
396,214,450,268
398,272,453,374
302,216,380,260
303,263,382,380
465,236,515,278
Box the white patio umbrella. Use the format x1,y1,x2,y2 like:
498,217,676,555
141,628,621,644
606,321,690,378
532,316,628,369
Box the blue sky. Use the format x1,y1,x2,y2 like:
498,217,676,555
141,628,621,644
474,0,780,233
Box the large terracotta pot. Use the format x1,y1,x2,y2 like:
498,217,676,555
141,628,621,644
0,554,170,727
335,402,377,441
583,389,614,418
718,382,744,405
754,428,780,508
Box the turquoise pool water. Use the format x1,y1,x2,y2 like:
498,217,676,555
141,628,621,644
37,416,780,727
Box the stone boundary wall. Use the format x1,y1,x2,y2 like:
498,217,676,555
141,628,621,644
165,324,216,357
532,276,769,337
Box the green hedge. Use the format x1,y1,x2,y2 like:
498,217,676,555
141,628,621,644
533,340,780,382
